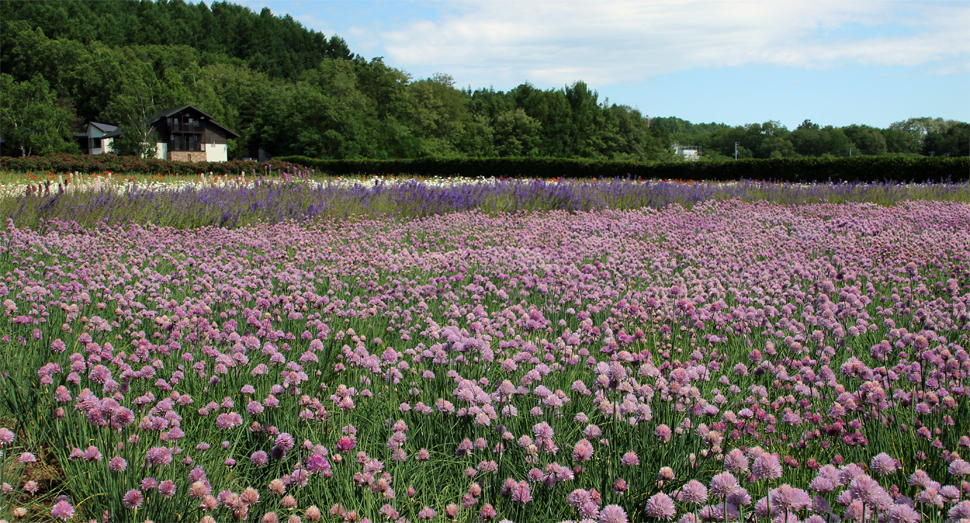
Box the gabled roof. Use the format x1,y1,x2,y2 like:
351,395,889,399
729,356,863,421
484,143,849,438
74,122,122,138
91,122,119,134
150,104,240,139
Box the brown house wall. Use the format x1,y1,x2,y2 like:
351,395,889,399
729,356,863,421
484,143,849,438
169,151,203,163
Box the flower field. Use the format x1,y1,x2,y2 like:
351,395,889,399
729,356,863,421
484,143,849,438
0,179,969,522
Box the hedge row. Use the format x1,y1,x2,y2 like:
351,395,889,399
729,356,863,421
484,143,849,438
3,154,967,183
0,154,307,176
275,156,970,183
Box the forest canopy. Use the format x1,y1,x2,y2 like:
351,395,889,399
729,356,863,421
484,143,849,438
1,0,967,160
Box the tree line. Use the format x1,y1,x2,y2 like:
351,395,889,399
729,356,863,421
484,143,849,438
1,0,967,160
652,117,969,160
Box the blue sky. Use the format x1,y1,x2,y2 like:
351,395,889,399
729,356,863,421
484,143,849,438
228,0,968,129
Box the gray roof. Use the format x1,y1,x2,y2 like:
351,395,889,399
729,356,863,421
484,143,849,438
75,122,122,138
150,104,240,138
91,122,119,134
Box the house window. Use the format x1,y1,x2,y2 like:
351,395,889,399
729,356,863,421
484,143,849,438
90,137,102,149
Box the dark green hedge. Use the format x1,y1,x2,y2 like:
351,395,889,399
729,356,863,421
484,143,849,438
276,156,970,183
0,154,307,176
4,154,966,183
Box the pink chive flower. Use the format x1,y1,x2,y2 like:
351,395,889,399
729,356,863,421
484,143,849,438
681,480,709,504
108,456,127,472
710,472,740,498
724,448,750,474
158,480,177,498
599,504,629,523
621,451,639,467
871,453,899,476
51,499,75,520
752,454,783,481
646,492,677,520
336,436,355,452
887,504,922,523
949,459,970,477
480,503,497,519
123,488,144,509
573,439,594,462
771,484,812,512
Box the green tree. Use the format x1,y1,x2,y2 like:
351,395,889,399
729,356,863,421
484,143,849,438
924,122,970,157
842,125,887,155
492,109,542,157
0,74,79,156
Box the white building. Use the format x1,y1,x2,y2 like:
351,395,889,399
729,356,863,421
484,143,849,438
75,122,122,155
672,144,701,161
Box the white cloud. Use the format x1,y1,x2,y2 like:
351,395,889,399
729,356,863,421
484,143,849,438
376,0,970,87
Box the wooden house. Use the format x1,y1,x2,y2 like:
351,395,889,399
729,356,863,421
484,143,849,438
148,105,239,162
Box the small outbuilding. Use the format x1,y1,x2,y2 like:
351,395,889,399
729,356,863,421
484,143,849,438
75,122,122,155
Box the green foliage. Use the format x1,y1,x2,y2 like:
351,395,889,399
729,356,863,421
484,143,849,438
277,155,970,183
0,153,306,176
2,0,966,163
923,122,970,158
0,73,80,157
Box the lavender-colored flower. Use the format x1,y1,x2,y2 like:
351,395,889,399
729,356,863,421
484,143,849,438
0,427,14,445
724,448,749,474
51,499,75,520
940,485,961,503
771,484,812,512
849,474,889,508
599,504,629,523
573,439,594,462
887,504,922,523
82,445,101,462
145,446,172,466
909,469,932,488
948,501,970,521
871,453,899,476
948,459,970,477
158,480,177,498
19,452,37,463
682,480,709,504
108,456,127,472
621,451,639,467
533,421,554,441
336,436,355,452
123,488,144,509
252,450,269,467
710,472,740,498
480,503,497,520
727,488,752,507
809,477,835,494
646,492,677,520
305,454,331,474
699,503,740,522
751,454,782,481
839,463,866,486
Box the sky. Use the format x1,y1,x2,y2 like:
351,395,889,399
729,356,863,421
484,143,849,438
228,0,969,129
